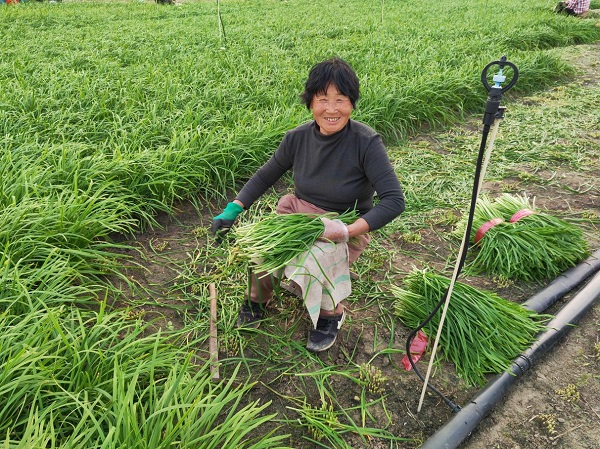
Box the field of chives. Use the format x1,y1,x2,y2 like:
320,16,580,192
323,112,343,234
1,0,599,447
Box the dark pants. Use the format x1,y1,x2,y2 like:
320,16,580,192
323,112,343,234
555,2,577,15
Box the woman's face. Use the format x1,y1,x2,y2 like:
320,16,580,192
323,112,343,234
310,84,353,136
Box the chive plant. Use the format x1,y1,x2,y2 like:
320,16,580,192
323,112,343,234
1,1,596,316
0,1,598,446
456,194,589,281
234,210,358,277
0,305,291,448
391,269,550,387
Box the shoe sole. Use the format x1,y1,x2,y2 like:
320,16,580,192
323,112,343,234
236,301,265,329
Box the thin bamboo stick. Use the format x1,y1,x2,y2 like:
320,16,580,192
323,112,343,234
209,283,220,381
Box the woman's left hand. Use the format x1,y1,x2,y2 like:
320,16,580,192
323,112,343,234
319,217,349,243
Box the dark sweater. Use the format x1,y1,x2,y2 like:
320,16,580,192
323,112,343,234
236,119,405,231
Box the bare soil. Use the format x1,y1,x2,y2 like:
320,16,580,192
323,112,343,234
113,43,599,448
456,43,600,449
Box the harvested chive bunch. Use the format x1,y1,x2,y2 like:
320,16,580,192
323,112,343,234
456,193,589,281
234,209,358,276
391,269,550,387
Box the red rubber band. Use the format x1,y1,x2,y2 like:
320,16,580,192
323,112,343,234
509,208,535,223
474,218,504,243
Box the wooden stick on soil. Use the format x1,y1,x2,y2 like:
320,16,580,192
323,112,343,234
209,283,220,381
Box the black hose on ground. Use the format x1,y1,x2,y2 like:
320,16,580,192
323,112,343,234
523,248,600,312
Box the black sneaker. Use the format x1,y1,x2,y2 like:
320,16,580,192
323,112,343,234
236,300,264,329
306,310,346,352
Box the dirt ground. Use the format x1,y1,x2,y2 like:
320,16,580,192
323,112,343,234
113,43,599,448
455,43,600,449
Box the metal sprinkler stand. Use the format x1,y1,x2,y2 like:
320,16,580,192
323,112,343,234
409,56,520,413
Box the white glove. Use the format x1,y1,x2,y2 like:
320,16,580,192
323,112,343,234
319,217,349,243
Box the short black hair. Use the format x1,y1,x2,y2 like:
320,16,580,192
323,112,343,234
299,58,360,109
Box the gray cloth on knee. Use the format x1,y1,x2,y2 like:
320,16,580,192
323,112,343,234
284,240,351,328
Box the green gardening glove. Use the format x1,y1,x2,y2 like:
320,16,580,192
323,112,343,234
211,202,244,240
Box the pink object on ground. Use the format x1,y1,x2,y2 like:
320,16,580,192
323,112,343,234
474,218,504,243
402,330,429,371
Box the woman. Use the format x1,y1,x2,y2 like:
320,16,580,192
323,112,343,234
212,58,405,352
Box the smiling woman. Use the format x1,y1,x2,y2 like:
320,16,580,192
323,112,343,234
300,58,360,136
211,57,405,352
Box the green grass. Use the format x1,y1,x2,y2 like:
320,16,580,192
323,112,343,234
385,65,599,243
0,303,291,448
1,0,597,311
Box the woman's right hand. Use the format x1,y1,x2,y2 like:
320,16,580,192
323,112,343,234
211,202,244,238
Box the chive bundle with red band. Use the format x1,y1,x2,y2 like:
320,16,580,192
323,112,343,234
455,193,589,281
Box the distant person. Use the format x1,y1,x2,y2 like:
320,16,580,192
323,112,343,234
555,0,590,16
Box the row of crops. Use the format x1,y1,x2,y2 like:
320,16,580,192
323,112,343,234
1,0,599,446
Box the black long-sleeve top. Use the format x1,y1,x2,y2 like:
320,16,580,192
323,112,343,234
236,119,405,231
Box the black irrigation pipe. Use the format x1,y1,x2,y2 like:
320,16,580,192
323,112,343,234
523,248,600,313
421,249,600,449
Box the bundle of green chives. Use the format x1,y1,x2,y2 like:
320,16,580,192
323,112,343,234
457,194,589,281
234,210,358,276
391,269,550,387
